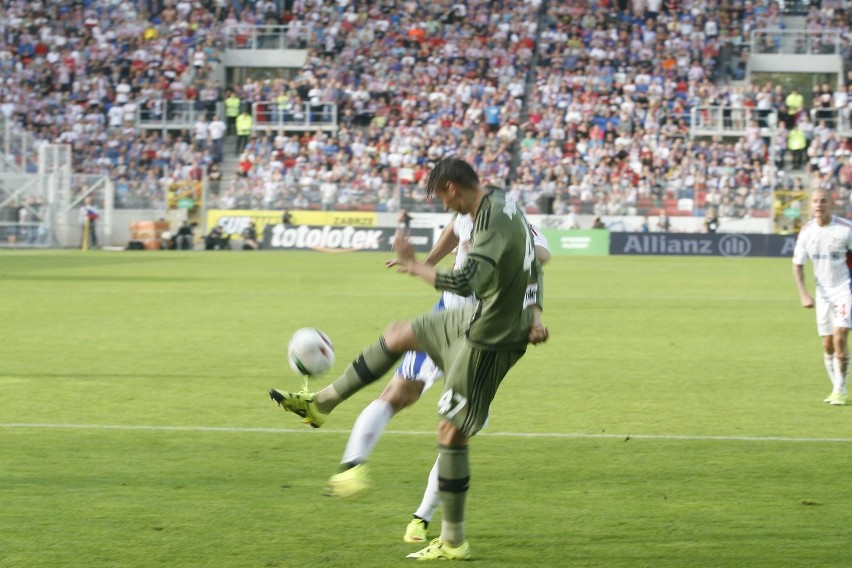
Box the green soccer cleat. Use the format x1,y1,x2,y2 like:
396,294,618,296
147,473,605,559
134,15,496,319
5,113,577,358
827,392,847,406
403,518,428,543
406,538,471,561
825,388,848,403
324,463,370,498
268,389,327,428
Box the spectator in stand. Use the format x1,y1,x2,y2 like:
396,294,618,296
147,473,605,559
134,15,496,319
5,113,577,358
205,225,230,250
704,207,720,233
193,115,209,152
242,222,260,250
176,220,194,250
235,108,253,155
2,0,848,225
225,90,242,135
789,125,808,170
657,211,671,233
208,114,227,163
208,162,223,196
79,197,100,249
786,88,805,121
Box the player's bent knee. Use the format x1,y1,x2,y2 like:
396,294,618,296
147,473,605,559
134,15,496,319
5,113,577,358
379,376,425,412
383,321,418,353
437,419,468,446
833,329,849,351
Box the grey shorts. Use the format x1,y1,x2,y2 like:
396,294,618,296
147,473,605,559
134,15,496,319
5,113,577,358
412,307,526,437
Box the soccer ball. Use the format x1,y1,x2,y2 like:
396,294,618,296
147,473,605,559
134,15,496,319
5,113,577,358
287,328,335,376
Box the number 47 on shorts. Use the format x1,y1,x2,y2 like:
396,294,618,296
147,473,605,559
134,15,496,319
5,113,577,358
438,390,467,419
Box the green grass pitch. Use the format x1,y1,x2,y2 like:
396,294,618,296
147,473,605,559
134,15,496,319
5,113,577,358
0,250,849,568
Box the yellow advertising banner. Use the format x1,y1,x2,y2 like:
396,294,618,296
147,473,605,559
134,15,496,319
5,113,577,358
206,210,378,237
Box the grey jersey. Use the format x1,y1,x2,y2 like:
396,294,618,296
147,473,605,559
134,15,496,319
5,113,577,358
434,188,544,349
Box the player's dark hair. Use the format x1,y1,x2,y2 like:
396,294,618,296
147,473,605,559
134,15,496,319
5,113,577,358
425,157,479,198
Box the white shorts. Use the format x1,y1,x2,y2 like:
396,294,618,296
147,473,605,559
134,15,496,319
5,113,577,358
397,350,441,391
815,285,852,336
396,297,446,391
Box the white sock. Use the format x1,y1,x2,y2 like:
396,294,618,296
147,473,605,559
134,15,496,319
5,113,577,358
340,399,394,465
823,353,835,387
414,456,441,522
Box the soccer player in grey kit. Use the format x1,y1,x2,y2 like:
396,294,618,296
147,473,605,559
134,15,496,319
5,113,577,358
271,157,548,559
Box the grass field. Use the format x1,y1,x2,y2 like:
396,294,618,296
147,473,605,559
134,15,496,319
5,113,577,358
0,250,850,568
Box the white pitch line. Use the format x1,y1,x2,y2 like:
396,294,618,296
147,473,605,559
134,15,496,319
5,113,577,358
0,423,850,443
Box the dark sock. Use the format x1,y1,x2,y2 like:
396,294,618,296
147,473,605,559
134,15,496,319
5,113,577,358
314,336,400,414
437,444,469,545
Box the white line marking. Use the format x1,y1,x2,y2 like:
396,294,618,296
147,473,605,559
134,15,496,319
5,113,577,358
0,423,850,443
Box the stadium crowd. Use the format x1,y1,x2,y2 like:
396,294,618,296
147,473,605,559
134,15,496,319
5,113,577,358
0,0,850,219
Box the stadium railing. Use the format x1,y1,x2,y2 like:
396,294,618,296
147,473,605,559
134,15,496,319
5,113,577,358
223,25,309,50
251,102,338,132
841,109,852,138
808,108,852,135
689,106,778,137
0,145,112,249
2,118,38,173
136,101,226,131
750,29,843,55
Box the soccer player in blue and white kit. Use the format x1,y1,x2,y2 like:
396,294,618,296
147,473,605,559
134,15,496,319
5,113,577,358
792,188,852,405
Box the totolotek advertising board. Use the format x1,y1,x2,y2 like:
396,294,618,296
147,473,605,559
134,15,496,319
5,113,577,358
610,233,798,258
262,224,434,252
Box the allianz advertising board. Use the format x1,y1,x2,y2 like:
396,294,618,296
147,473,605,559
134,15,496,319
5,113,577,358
610,233,797,258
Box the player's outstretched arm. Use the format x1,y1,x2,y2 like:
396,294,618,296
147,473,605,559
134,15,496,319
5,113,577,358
387,216,460,270
423,216,461,266
393,229,438,285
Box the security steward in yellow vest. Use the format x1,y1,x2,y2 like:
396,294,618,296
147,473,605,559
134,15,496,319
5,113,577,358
787,126,807,170
225,92,241,135
235,109,253,155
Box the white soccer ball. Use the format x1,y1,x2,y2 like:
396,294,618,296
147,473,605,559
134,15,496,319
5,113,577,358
287,328,335,376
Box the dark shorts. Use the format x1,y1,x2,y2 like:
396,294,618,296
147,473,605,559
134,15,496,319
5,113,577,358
412,307,525,436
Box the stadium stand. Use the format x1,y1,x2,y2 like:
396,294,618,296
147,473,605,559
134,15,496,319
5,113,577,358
0,0,850,237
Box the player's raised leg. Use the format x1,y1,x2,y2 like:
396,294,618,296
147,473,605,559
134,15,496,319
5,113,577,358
270,321,418,426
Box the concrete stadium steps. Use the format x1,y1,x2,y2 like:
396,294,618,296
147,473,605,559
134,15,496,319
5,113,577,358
783,16,807,29
217,135,240,185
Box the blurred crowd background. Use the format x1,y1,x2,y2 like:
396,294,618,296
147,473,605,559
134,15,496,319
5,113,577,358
0,0,850,233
